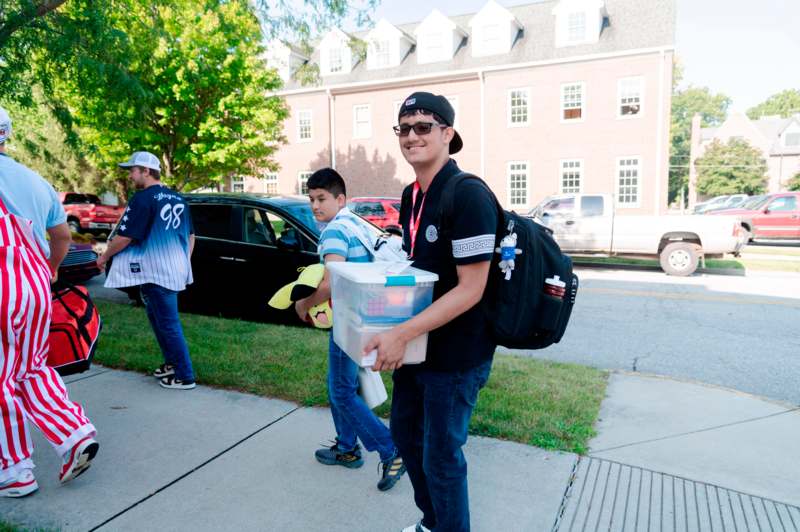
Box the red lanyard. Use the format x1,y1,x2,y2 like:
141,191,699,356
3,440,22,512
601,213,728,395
409,182,427,258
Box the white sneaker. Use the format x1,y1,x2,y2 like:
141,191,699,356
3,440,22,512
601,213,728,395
0,469,38,498
402,523,431,532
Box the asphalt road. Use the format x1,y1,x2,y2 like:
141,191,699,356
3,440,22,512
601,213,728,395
506,267,800,406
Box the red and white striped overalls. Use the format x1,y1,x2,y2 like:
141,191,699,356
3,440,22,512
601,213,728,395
0,194,95,483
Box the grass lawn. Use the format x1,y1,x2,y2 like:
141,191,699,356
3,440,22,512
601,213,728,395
94,300,606,454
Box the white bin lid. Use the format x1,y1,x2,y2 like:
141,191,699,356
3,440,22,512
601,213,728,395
327,261,438,286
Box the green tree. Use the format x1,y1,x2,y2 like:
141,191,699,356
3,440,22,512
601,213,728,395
788,172,800,191
669,62,731,205
747,89,800,119
46,0,289,193
695,139,767,196
3,90,105,194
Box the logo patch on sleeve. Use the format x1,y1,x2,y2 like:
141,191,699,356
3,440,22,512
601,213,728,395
130,263,142,274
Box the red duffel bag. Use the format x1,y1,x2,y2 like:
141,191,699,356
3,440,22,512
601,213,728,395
47,283,102,376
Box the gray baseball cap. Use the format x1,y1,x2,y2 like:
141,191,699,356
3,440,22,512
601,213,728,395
118,151,161,171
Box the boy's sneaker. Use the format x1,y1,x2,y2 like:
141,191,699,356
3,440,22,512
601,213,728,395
314,442,364,469
60,437,99,484
401,523,431,532
377,453,406,491
0,469,38,498
153,364,175,378
159,376,196,390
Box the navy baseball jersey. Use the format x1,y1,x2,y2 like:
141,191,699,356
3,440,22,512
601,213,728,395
105,184,194,291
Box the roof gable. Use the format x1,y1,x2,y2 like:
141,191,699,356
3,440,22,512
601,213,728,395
469,0,521,28
415,9,461,34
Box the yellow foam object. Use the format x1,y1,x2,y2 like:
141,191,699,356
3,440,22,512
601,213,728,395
267,264,332,329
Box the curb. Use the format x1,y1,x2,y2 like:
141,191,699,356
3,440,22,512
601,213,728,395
572,261,746,277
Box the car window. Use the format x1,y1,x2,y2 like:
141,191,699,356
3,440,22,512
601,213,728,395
267,211,316,252
355,201,385,216
542,197,575,215
242,208,275,246
580,196,604,217
190,204,236,240
283,204,321,237
86,194,102,204
768,196,797,212
391,202,401,211
63,193,87,204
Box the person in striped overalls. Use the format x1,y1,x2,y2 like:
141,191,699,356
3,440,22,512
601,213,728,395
0,107,99,498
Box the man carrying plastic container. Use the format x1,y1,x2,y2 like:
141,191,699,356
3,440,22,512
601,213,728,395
364,93,498,532
294,168,407,492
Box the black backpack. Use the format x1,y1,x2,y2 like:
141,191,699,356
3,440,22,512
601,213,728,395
436,172,579,350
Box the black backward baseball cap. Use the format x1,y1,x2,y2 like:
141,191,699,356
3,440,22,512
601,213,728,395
398,92,463,154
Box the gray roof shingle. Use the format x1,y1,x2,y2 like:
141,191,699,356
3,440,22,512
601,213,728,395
279,0,676,92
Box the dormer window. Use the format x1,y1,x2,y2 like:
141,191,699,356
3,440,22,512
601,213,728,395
328,47,343,73
785,132,800,147
469,1,523,58
552,0,607,48
415,10,464,64
567,12,586,42
372,40,391,68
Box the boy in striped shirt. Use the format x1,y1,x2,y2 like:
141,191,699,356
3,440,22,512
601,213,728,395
294,168,405,492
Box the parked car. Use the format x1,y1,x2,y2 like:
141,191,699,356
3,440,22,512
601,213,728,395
528,193,747,276
348,197,401,231
703,194,749,213
157,194,386,322
710,192,800,241
58,242,101,285
692,195,732,214
60,192,125,235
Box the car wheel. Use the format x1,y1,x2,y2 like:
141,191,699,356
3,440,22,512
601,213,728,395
68,219,81,234
659,242,700,276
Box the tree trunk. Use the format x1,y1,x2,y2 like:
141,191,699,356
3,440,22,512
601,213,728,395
0,1,68,48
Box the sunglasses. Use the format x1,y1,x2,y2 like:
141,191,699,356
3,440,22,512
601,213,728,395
392,122,448,137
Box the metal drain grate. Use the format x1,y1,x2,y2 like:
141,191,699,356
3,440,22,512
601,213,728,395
552,456,800,532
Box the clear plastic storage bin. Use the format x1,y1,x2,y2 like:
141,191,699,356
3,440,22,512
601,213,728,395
327,262,438,367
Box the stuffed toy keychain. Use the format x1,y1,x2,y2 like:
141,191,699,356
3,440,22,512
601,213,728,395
268,264,333,328
495,221,522,281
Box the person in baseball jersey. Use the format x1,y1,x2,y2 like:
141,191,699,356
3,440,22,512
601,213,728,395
98,151,196,389
0,106,99,498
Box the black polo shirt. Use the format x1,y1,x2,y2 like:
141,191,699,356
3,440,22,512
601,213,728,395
400,159,498,372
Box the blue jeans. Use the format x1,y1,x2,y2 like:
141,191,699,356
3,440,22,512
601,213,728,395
140,283,195,382
328,335,395,461
391,359,492,532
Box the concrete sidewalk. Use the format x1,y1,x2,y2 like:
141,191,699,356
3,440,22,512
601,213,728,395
2,368,798,531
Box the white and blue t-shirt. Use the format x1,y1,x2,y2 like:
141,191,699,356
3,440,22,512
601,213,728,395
105,184,194,291
317,207,372,263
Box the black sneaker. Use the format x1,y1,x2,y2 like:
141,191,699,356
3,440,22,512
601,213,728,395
314,442,363,469
159,376,196,390
377,453,406,491
153,364,175,378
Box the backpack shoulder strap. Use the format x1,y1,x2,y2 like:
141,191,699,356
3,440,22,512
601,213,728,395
330,214,377,259
437,171,503,238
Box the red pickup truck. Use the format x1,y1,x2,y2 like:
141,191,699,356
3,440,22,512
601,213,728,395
60,192,125,235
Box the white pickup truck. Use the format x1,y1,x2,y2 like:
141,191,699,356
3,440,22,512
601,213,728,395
529,194,747,276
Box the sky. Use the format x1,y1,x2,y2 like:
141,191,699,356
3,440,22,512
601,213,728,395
343,0,800,112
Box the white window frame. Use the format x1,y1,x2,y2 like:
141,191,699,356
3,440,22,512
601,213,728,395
507,161,529,208
232,177,245,193
296,109,312,142
263,172,279,195
560,159,583,194
567,12,587,43
353,104,372,139
328,47,343,74
616,156,641,208
561,82,585,123
480,23,502,54
371,39,391,68
507,88,530,127
617,77,644,119
423,31,445,62
298,171,312,195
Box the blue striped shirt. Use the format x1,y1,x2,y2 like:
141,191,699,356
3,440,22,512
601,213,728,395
318,207,372,263
105,184,194,291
